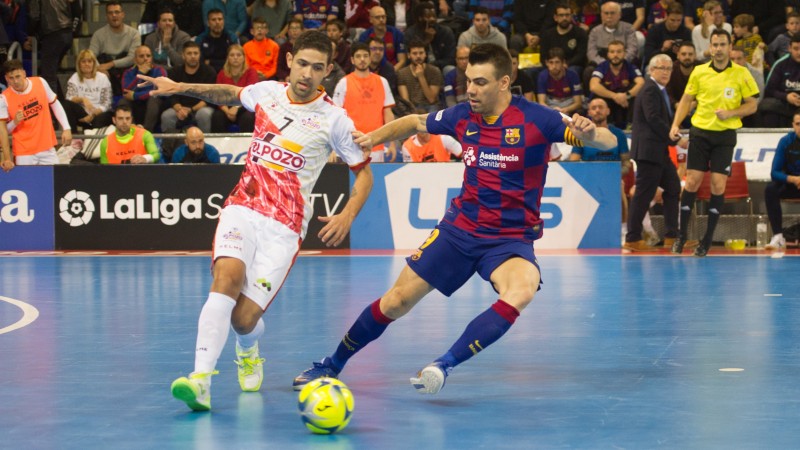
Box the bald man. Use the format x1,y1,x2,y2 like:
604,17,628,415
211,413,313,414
169,126,221,163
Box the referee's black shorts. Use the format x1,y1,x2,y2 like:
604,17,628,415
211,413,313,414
687,127,737,175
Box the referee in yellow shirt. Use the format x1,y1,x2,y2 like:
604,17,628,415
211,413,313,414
669,29,759,257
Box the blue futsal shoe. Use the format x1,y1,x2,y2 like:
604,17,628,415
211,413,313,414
410,361,452,394
293,357,340,390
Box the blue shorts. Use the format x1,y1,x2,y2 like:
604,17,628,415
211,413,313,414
406,222,541,297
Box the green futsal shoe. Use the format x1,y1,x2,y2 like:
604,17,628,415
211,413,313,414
171,371,218,411
235,343,265,392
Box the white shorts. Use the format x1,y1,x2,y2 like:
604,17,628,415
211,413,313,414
15,148,59,165
213,205,301,310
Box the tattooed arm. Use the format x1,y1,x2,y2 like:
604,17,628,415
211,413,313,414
136,74,243,106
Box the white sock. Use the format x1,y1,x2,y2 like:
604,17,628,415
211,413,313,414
236,317,265,351
643,212,655,234
194,292,236,374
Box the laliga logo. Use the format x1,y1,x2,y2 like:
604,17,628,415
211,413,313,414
59,189,95,227
463,147,476,166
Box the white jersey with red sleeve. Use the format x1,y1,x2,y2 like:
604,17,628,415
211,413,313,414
226,81,369,238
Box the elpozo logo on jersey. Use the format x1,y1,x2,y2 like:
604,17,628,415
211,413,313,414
58,189,224,227
248,132,306,172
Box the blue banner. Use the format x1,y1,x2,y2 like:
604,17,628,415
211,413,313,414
0,166,55,250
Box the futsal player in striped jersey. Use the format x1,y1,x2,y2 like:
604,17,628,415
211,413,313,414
294,43,618,394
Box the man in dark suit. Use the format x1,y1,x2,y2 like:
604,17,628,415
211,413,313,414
623,53,691,251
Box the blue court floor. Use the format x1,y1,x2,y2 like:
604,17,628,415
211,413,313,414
1,251,799,449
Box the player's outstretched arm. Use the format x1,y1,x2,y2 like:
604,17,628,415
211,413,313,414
355,114,428,149
317,164,374,247
565,113,618,150
136,74,243,106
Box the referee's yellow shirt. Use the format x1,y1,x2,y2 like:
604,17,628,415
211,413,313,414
684,61,760,131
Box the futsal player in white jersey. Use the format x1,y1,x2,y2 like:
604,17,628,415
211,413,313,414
138,30,374,411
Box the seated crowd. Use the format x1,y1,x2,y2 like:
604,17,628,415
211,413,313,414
2,0,800,167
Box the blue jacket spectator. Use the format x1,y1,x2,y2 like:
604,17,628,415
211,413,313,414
203,0,248,38
170,127,221,163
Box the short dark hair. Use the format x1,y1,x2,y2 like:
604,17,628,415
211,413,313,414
791,33,800,44
607,39,626,50
468,43,512,80
415,1,436,21
679,41,696,51
288,17,304,29
292,30,334,64
666,3,683,15
710,28,732,43
547,47,566,61
207,8,223,19
114,103,133,115
407,38,427,51
105,0,122,11
325,18,345,32
183,41,200,52
351,42,369,56
473,6,490,17
3,59,24,74
368,36,384,48
158,8,174,20
252,16,267,27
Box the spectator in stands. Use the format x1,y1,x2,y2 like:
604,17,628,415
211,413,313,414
294,0,338,29
161,42,217,137
643,2,692,65
588,1,639,66
540,2,589,75
589,40,644,129
1,60,71,165
380,0,418,32
569,97,631,167
360,5,407,70
509,49,535,101
145,9,192,69
345,0,380,33
321,40,347,96
402,127,462,162
467,0,512,35
121,46,168,131
730,1,786,46
89,0,140,97
203,0,247,41
276,18,304,81
457,6,506,49
683,0,729,29
763,110,800,251
602,0,645,33
760,35,800,127
691,0,732,62
212,44,257,132
63,50,113,131
768,12,800,67
249,0,293,42
196,8,240,73
404,2,456,74
732,13,764,65
243,17,281,80
367,36,399,94
509,0,558,53
28,0,79,97
100,104,160,164
397,38,443,112
444,46,469,107
333,42,397,162
537,47,584,115
141,0,204,37
647,0,672,28
666,41,697,111
326,19,354,73
730,45,764,106
170,126,221,163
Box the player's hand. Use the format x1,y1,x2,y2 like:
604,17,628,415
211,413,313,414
14,110,24,125
677,137,689,148
137,74,180,96
714,109,731,120
385,141,397,162
411,63,425,78
130,155,147,164
1,159,14,172
317,213,353,247
353,131,374,157
61,129,72,148
564,113,596,142
669,125,682,141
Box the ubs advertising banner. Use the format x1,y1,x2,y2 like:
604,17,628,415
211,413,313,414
53,165,350,250
350,162,620,249
0,166,55,250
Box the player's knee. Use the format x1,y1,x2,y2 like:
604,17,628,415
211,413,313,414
501,285,537,311
230,310,258,335
380,288,415,319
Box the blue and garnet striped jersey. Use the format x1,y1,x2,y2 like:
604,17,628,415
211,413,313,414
426,96,582,242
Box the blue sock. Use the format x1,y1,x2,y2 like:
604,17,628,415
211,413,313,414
438,300,519,368
330,299,393,371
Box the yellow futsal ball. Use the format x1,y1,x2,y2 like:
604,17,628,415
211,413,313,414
298,377,354,434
